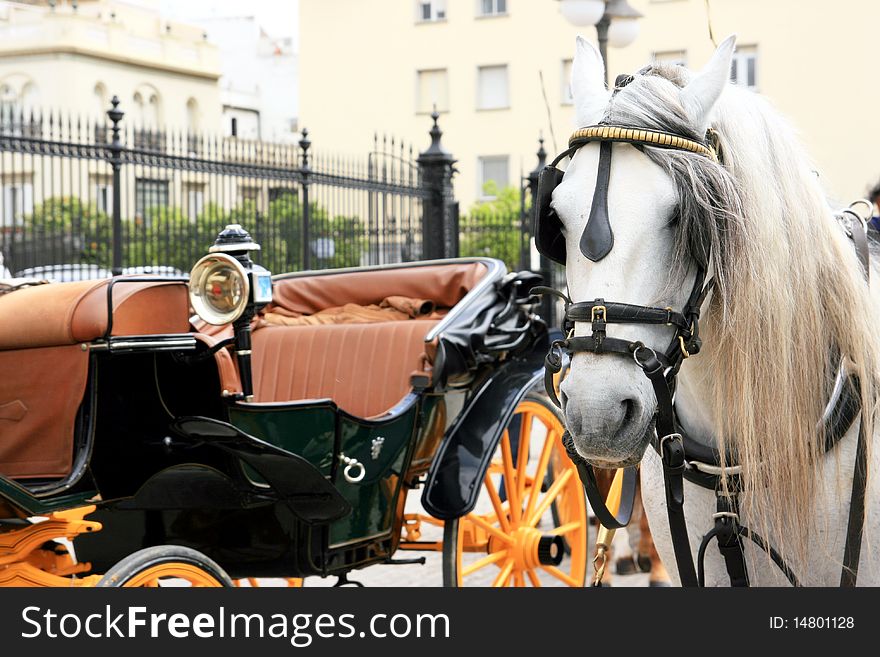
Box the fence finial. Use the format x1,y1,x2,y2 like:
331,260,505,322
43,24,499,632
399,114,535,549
299,127,311,170
422,108,449,157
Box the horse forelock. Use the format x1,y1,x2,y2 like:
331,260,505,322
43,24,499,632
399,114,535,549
599,64,880,573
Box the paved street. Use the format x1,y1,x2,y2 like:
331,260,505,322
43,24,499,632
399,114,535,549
256,492,652,588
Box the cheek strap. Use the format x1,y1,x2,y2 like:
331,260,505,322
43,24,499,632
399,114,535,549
580,141,614,261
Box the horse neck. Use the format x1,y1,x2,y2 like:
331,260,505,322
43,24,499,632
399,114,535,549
674,341,720,448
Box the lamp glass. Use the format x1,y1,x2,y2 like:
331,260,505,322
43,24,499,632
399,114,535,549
608,16,640,48
559,0,605,27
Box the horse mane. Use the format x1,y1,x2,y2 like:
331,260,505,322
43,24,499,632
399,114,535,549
605,65,880,570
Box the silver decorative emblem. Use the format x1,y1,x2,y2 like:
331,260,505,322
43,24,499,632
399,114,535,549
371,436,385,460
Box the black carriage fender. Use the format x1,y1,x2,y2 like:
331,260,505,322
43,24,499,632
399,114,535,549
420,341,548,520
171,416,351,525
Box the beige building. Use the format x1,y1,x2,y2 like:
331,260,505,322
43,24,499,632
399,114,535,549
0,0,221,128
299,0,879,211
0,0,222,227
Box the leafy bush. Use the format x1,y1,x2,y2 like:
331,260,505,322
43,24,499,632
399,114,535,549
18,195,368,274
459,182,528,269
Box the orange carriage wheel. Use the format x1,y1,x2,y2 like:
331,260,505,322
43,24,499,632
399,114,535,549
96,546,234,587
442,393,588,587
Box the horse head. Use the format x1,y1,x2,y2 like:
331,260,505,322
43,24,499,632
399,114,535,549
553,36,736,468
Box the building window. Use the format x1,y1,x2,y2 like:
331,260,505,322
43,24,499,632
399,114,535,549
91,174,113,215
93,82,107,118
1,177,33,226
730,46,758,90
183,183,205,220
478,155,509,197
561,59,573,105
477,65,509,110
133,129,166,152
416,0,446,22
224,108,260,140
135,178,169,220
478,0,507,16
416,68,450,113
652,50,687,67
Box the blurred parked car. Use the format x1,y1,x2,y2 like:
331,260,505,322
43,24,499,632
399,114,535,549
13,264,185,282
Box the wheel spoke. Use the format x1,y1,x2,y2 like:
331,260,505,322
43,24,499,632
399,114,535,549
513,571,525,587
500,431,521,524
524,431,558,522
541,565,581,587
465,512,516,545
491,560,514,588
526,569,542,587
515,412,532,502
549,521,582,536
461,550,509,577
527,466,573,527
483,476,511,533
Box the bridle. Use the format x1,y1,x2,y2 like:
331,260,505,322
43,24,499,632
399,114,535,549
534,75,871,587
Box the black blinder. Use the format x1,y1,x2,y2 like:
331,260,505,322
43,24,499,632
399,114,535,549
533,141,616,265
580,141,614,262
534,164,567,265
533,117,720,266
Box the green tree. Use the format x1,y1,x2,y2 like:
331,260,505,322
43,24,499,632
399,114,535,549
459,181,528,269
19,194,369,275
23,197,112,266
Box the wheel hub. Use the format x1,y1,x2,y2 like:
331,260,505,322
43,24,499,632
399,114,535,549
496,527,565,571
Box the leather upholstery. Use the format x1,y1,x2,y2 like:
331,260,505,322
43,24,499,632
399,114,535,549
251,320,438,418
268,263,486,316
0,279,189,350
0,345,88,478
192,332,242,397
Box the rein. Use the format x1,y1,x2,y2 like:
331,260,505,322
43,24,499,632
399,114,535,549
535,103,872,586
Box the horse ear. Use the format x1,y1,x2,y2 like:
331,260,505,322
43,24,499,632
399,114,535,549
571,35,610,126
680,35,737,131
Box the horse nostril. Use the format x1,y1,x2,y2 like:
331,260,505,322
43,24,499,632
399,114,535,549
620,398,636,425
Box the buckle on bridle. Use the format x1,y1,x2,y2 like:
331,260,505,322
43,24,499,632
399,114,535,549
659,432,686,472
590,305,606,322
678,336,690,359
712,511,739,523
659,432,683,452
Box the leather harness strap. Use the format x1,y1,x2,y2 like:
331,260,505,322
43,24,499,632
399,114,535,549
840,212,870,587
581,142,615,261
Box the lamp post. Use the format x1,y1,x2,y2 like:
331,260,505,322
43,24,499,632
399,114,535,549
557,0,643,84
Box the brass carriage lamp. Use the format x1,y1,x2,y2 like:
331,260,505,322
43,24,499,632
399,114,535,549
189,224,273,401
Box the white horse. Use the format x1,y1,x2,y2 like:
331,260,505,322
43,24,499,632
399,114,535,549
554,35,880,586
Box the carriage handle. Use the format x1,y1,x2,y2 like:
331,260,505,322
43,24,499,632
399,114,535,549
339,454,365,484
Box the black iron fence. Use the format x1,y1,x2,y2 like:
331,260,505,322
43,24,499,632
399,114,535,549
0,98,430,279
0,98,564,326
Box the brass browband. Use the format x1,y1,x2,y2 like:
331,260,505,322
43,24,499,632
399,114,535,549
569,124,717,161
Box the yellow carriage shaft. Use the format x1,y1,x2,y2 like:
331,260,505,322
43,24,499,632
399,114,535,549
592,468,625,585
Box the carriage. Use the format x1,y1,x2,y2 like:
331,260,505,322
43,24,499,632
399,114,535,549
0,224,588,587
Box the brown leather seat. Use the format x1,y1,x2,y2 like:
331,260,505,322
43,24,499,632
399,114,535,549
268,262,486,316
251,320,438,418
246,263,488,417
0,278,189,350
